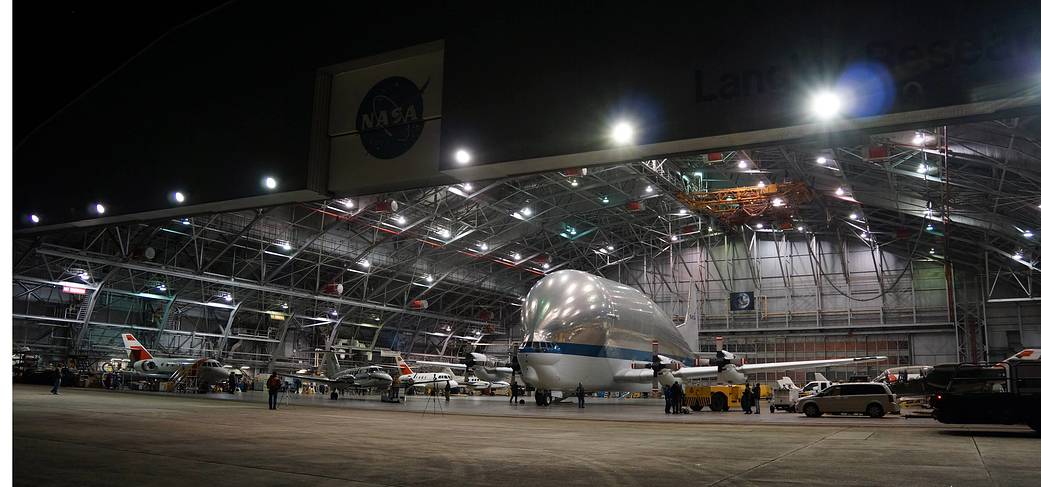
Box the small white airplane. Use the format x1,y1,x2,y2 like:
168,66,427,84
418,353,515,384
457,374,510,391
282,361,394,391
397,359,458,391
517,270,886,394
120,333,230,387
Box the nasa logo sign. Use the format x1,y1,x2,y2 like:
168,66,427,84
729,292,755,312
355,76,427,159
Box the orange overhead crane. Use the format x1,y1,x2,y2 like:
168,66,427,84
675,181,812,227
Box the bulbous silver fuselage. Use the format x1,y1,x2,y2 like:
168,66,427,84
518,270,692,391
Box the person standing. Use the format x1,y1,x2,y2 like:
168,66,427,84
752,383,762,414
266,372,282,410
509,379,519,404
741,385,752,414
576,383,585,409
663,383,672,414
443,380,451,402
671,382,684,414
50,364,64,395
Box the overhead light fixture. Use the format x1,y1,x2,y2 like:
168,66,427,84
917,163,927,174
707,227,713,232
78,270,91,281
912,132,925,146
541,262,550,270
737,160,748,169
601,196,609,204
849,212,858,220
835,187,845,196
513,252,522,261
520,207,533,217
223,293,233,302
693,171,703,177
94,203,106,215
358,259,370,268
394,214,406,225
926,224,934,231
30,214,40,224
861,231,869,239
679,208,688,215
670,235,678,242
1014,251,1024,261
263,177,277,190
281,302,289,309
570,179,579,187
438,228,451,238
816,156,826,164
280,241,292,251
610,121,635,145
344,199,355,209
772,198,784,207
645,185,654,194
809,90,842,120
330,309,338,316
757,181,766,188
462,183,473,191
425,274,434,282
797,226,805,232
606,245,615,251
1024,230,1035,238
454,149,472,164
755,223,764,229
479,242,488,251
173,191,185,203
929,248,936,255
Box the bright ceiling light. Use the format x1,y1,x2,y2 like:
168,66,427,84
835,187,845,196
438,228,451,238
541,262,550,270
679,208,688,215
330,309,338,316
1014,251,1024,261
737,160,748,169
912,132,925,146
223,293,233,302
79,271,91,281
393,214,406,225
755,223,764,229
809,91,842,120
344,199,355,209
707,227,713,232
850,212,858,220
479,242,488,251
30,214,40,224
174,191,185,203
281,302,289,309
917,163,927,174
280,241,292,251
94,203,106,214
601,196,609,204
929,248,936,254
513,252,522,261
797,226,805,232
264,177,277,190
359,259,370,268
1024,230,1034,238
670,235,678,241
454,149,472,164
926,224,934,231
156,284,166,292
520,207,532,217
757,181,766,188
570,179,579,187
462,183,473,191
645,185,654,194
425,274,434,282
180,218,190,225
606,245,615,251
816,156,826,164
611,121,634,145
772,198,784,207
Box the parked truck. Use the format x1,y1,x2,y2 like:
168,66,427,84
926,349,1041,432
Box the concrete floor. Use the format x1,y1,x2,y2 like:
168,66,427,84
14,384,1041,486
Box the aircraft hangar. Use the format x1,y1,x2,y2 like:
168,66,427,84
10,2,1041,486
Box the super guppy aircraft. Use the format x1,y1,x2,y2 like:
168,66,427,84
516,270,885,392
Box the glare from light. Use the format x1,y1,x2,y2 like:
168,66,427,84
916,163,927,174
280,241,292,251
541,262,550,270
479,242,488,251
670,235,678,242
454,149,472,164
174,191,185,203
611,121,634,145
693,171,703,178
1025,230,1034,238
394,214,406,225
1014,251,1024,261
330,309,338,316
512,252,521,261
737,160,748,169
520,207,533,217
281,302,289,309
30,214,40,224
570,179,579,187
679,208,688,215
757,181,766,188
861,232,869,239
264,177,277,190
606,245,615,251
223,293,233,302
79,271,91,281
425,274,434,282
707,227,713,232
835,187,845,196
929,248,936,255
645,185,654,194
772,198,784,207
912,132,925,146
344,199,355,209
359,259,370,268
797,226,805,232
755,223,764,229
926,224,934,231
462,183,473,191
95,203,106,214
601,196,609,204
850,212,858,220
816,156,827,164
809,91,842,120
438,228,451,238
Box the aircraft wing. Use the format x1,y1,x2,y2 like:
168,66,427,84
673,355,887,380
281,373,348,385
416,361,467,370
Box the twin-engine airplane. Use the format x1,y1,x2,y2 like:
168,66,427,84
515,270,886,393
120,333,230,388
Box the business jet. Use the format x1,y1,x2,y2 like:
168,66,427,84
120,333,229,387
283,362,393,391
516,270,885,393
417,354,517,389
398,359,458,391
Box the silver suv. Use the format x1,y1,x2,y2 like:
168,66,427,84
796,383,900,418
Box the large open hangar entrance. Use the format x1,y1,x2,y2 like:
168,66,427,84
13,116,1041,378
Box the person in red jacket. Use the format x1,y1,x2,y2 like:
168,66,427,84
266,372,282,410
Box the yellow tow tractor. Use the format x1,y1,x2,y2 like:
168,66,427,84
682,383,772,411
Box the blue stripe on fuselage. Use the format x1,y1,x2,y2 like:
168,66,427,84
519,342,694,366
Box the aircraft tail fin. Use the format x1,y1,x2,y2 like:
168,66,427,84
122,333,153,361
677,281,700,353
398,359,415,376
324,351,341,377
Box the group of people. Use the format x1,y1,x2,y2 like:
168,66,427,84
741,382,762,414
663,381,685,414
101,372,122,390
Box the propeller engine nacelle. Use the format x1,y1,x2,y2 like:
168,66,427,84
717,364,747,384
132,359,159,372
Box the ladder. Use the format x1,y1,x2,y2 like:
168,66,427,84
170,365,201,393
